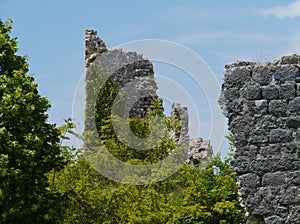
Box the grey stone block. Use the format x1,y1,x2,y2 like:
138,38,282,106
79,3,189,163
261,86,279,99
280,186,300,204
253,65,273,85
296,83,300,96
230,156,251,174
286,205,300,224
269,100,288,116
288,97,300,114
288,171,300,185
286,116,300,128
238,173,260,188
274,158,300,172
274,206,289,219
244,100,268,115
222,87,240,101
249,129,269,144
250,159,274,176
274,65,298,83
296,129,300,142
264,215,284,224
223,66,251,88
242,85,262,100
261,115,278,129
262,172,286,186
259,145,282,158
278,82,296,99
270,129,293,143
280,54,300,65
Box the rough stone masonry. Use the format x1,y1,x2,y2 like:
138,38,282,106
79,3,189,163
84,30,212,168
219,55,300,224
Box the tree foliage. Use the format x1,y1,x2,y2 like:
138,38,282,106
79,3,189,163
55,153,247,223
0,19,70,223
55,71,247,223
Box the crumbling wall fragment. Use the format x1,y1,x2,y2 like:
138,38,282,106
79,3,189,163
219,55,300,224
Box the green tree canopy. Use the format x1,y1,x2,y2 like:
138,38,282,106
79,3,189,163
0,19,69,224
56,71,247,223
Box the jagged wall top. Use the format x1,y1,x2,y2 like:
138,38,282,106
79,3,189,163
83,29,212,168
85,29,107,66
84,29,159,119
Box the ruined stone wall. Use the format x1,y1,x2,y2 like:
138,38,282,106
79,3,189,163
170,103,189,145
85,30,158,119
219,55,300,224
170,103,213,166
84,29,212,167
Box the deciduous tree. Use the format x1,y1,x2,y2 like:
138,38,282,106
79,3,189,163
0,19,69,224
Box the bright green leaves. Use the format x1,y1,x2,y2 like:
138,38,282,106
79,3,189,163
0,19,70,224
0,19,28,76
54,153,247,223
171,155,247,224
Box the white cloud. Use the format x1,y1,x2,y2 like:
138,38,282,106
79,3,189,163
259,0,300,19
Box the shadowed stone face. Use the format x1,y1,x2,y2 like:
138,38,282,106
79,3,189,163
219,55,300,224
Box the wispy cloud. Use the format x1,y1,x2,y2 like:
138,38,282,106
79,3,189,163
259,0,300,19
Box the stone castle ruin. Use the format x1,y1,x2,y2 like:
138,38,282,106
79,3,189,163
219,55,300,224
84,30,212,168
84,30,299,223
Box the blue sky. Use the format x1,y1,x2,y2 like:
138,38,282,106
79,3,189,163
2,0,300,155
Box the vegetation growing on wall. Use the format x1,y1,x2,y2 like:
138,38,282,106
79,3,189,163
0,19,247,224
